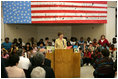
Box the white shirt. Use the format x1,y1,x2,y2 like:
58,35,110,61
6,66,25,78
18,56,31,70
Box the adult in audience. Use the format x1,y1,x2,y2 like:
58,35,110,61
45,37,49,46
2,37,12,51
98,35,109,46
6,54,26,78
78,37,84,51
37,39,45,46
93,49,115,78
55,32,67,49
12,38,19,46
27,52,55,78
17,50,31,70
18,38,25,48
30,67,46,78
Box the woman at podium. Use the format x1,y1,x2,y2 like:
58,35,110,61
55,32,67,49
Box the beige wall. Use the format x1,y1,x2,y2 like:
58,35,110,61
1,1,117,43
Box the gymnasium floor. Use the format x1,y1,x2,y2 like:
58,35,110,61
80,65,94,78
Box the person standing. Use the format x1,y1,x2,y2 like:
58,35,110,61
55,32,67,49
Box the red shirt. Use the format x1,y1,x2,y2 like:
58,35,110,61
98,39,109,46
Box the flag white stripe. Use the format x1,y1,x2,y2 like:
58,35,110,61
31,2,107,7
31,13,107,16
32,17,106,21
31,7,107,11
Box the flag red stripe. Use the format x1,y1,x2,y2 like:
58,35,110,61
31,10,107,13
31,16,107,18
31,5,107,8
32,20,107,23
31,1,107,4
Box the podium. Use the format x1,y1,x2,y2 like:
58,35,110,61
46,49,80,78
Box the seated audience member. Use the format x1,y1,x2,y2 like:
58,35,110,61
6,54,26,78
23,43,33,58
45,37,49,46
18,38,25,48
83,41,88,52
78,37,84,51
10,44,19,55
48,42,52,46
1,58,8,78
1,48,9,59
109,44,117,62
83,49,92,66
30,37,36,47
93,49,115,78
38,42,46,49
88,43,94,53
27,53,55,78
86,37,92,46
98,35,109,46
101,43,109,50
2,37,12,52
70,37,76,46
17,50,31,70
92,38,98,47
73,42,80,52
32,43,38,55
67,41,72,49
12,38,19,46
30,67,46,78
52,39,55,46
79,48,84,66
112,37,117,48
37,39,45,46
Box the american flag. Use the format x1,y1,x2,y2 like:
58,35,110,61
2,1,107,24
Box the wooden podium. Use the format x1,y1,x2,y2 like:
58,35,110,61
46,49,80,78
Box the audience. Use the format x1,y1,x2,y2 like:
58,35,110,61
6,54,26,78
93,49,115,78
1,35,117,78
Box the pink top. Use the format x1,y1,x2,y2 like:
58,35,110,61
2,54,9,59
6,66,25,78
67,46,72,49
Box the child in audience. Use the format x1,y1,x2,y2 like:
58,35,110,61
45,37,49,46
109,44,117,62
87,37,92,46
1,48,9,59
84,41,88,52
12,38,19,46
73,42,80,52
83,49,92,66
112,37,117,48
38,43,46,52
67,41,72,49
78,37,84,51
70,37,76,46
32,43,38,55
18,38,25,48
92,38,98,47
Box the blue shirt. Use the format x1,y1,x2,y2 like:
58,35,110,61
2,42,12,51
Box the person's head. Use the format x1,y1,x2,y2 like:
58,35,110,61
101,49,110,57
75,42,78,46
84,41,87,45
101,35,105,40
63,37,67,41
79,48,82,53
5,37,9,43
58,32,63,39
18,38,22,42
33,52,45,66
39,39,43,42
87,37,91,41
111,44,114,49
52,39,55,42
33,43,37,48
89,42,93,46
67,41,71,46
48,42,52,46
80,37,83,42
26,42,31,48
8,54,19,66
93,38,97,43
13,38,17,43
31,37,34,42
40,42,44,47
45,37,49,41
31,67,46,78
112,37,117,43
